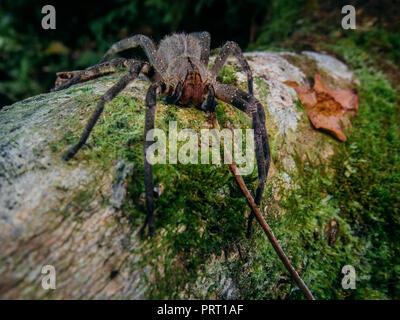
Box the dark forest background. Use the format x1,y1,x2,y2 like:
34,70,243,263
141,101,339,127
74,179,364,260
0,0,399,106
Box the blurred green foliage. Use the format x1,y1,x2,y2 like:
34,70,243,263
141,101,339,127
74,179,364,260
0,0,272,104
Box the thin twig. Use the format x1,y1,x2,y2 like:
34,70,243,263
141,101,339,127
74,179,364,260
210,113,315,300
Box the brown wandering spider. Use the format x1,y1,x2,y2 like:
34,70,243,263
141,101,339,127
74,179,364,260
53,32,271,238
53,32,316,300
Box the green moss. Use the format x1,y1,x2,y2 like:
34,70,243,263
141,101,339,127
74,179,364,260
65,87,93,95
323,40,400,299
338,29,400,68
254,77,269,98
53,92,144,168
229,36,400,300
49,39,399,299
50,84,258,298
141,162,252,298
217,64,238,86
135,104,258,298
231,152,359,299
87,95,144,167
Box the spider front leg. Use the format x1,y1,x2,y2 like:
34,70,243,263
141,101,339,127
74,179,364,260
247,97,271,236
52,58,138,92
190,31,211,65
62,61,145,161
143,82,165,236
211,41,254,95
215,83,271,236
100,34,167,79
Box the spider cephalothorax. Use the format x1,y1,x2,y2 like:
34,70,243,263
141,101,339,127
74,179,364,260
53,32,271,237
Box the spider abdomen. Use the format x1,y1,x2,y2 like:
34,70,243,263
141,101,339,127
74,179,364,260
158,33,202,65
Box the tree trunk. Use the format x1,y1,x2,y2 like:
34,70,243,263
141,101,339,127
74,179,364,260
0,50,355,299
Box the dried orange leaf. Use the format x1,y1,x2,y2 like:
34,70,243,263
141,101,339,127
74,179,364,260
284,74,358,141
313,74,358,112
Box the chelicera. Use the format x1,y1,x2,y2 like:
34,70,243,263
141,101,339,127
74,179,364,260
53,32,271,238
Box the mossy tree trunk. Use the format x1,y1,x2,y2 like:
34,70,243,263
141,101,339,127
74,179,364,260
0,51,356,299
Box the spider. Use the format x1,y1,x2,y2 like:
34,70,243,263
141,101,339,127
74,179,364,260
53,32,271,237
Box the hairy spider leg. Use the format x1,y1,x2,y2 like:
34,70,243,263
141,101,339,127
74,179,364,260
53,35,168,92
214,83,271,237
143,81,165,236
246,96,271,236
62,62,145,161
211,41,254,96
99,34,168,79
165,80,183,105
189,31,211,66
199,84,217,112
52,58,139,92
